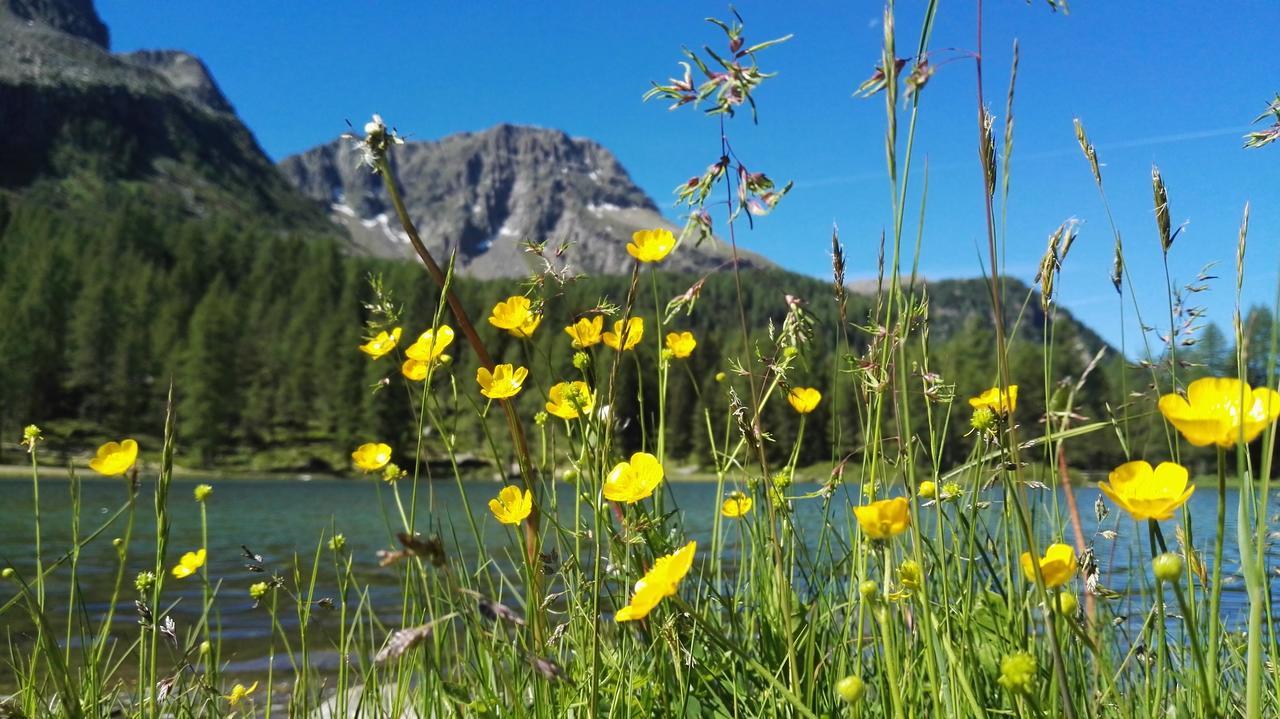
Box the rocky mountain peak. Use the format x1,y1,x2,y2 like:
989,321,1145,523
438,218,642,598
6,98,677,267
279,123,766,277
2,0,107,48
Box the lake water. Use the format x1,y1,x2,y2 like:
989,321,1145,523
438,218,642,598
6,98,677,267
1,475,1277,676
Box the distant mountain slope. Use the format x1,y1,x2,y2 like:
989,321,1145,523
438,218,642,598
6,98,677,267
279,124,774,278
0,0,329,229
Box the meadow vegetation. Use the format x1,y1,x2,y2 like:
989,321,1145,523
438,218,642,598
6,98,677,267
4,3,1280,718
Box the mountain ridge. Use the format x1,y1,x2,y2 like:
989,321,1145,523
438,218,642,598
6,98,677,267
279,123,774,278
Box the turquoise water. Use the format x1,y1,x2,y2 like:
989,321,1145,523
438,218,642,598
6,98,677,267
0,476,1276,674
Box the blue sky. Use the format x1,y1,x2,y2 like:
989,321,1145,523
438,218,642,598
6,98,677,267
98,1,1280,354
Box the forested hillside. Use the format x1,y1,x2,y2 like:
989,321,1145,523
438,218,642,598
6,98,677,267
1,189,1221,476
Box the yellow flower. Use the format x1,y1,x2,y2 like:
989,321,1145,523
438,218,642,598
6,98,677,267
401,357,437,382
853,497,910,540
615,540,696,622
603,452,665,503
788,387,821,414
1020,543,1076,588
626,228,677,263
352,442,392,472
1099,460,1195,521
917,480,936,499
405,325,454,363
358,327,402,359
546,381,595,420
488,485,532,525
603,317,644,351
665,331,697,359
721,491,753,518
969,384,1018,416
226,681,258,707
565,315,604,349
1158,377,1280,448
89,439,138,476
171,548,206,579
488,296,542,338
194,484,213,502
477,363,528,399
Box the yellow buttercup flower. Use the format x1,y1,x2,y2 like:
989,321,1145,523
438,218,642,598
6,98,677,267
477,363,528,399
969,384,1018,416
721,491,753,518
665,331,697,359
171,548,206,579
1099,460,1195,521
401,357,441,381
854,497,910,539
615,540,696,622
1158,377,1280,448
488,296,542,338
603,452,665,503
626,228,677,263
226,681,258,707
603,317,644,351
546,381,595,420
352,442,392,472
488,485,532,525
405,325,454,363
565,315,604,349
1020,542,1076,588
359,327,401,359
787,387,822,414
89,439,138,476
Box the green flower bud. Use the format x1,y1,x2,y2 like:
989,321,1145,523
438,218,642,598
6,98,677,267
194,484,213,502
1152,552,1184,583
1053,591,1078,616
858,580,879,603
835,675,866,704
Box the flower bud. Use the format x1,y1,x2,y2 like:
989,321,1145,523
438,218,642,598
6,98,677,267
835,675,866,704
1053,591,1078,616
194,484,213,502
1,568,15,580
917,480,936,499
1152,552,1184,583
858,580,879,602
199,640,211,655
899,559,922,590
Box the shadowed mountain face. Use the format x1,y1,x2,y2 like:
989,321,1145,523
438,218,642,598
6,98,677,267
0,0,329,228
279,124,773,278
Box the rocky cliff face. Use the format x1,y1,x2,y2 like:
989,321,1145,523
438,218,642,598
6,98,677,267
3,0,106,47
0,0,327,228
280,124,772,278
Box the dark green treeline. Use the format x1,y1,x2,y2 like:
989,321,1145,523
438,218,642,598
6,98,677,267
3,192,1257,476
